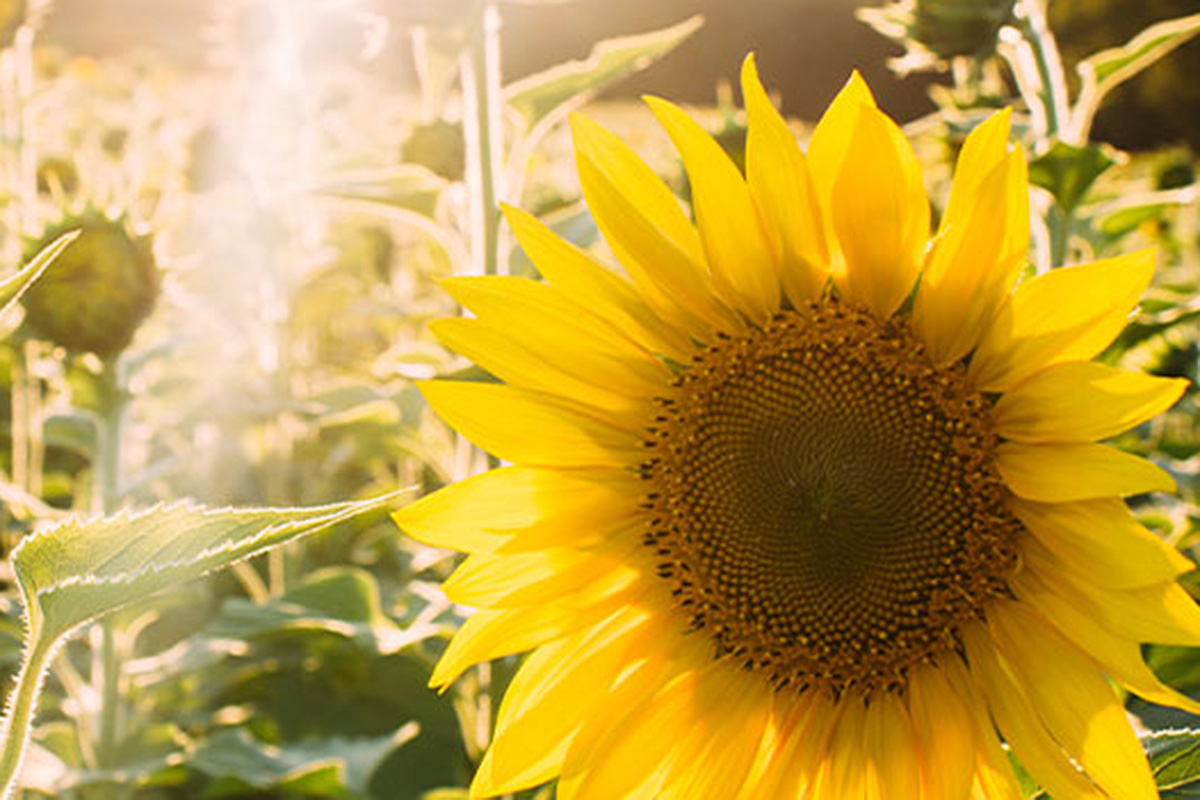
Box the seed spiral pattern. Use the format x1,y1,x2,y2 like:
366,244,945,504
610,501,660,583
641,301,1022,696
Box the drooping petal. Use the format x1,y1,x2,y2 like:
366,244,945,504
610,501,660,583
741,54,828,305
993,361,1187,443
1020,547,1200,647
989,602,1158,800
472,611,653,796
962,620,1107,800
502,203,694,358
941,657,1024,800
829,104,930,318
645,95,780,321
996,441,1175,501
571,114,736,336
1012,566,1200,713
419,381,641,467
1009,496,1193,588
970,249,1156,391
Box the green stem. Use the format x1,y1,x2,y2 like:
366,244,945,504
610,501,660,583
1017,0,1069,139
1047,204,1071,267
93,358,126,772
0,636,55,800
459,2,506,474
460,0,505,278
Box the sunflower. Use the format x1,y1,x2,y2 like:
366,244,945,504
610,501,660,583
396,56,1198,799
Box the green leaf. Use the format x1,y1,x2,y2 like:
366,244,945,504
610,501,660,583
204,566,442,655
1146,729,1200,796
1028,140,1118,213
13,492,409,642
1072,13,1200,140
504,15,703,131
0,231,77,321
189,725,417,798
315,166,448,218
0,492,409,799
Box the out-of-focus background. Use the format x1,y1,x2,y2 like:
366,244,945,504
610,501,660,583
45,0,1200,145
0,0,1197,798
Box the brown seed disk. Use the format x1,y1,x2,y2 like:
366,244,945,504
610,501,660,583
642,300,1022,696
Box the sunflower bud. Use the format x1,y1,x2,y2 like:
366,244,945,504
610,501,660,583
861,0,1016,67
20,210,159,358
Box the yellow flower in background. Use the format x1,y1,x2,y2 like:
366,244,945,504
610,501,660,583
396,55,1196,799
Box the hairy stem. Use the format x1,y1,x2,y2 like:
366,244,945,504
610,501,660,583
0,636,54,800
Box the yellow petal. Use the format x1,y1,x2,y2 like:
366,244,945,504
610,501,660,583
907,663,975,800
942,109,1010,215
570,114,734,336
657,668,769,799
915,148,1027,364
1041,556,1200,647
807,72,876,287
830,103,929,318
969,249,1156,391
440,275,670,393
994,361,1186,443
473,612,651,796
741,54,828,305
962,620,1107,800
1012,565,1200,714
989,602,1158,800
808,71,877,216
825,695,872,800
997,441,1175,501
431,587,640,688
443,541,640,609
393,467,522,552
502,203,693,358
736,693,838,800
395,465,640,554
941,656,1025,800
559,668,704,800
420,381,639,467
863,692,921,800
431,318,638,414
645,95,780,321
1009,496,1193,588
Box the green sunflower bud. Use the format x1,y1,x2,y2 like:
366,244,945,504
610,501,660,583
861,0,1016,66
20,210,159,358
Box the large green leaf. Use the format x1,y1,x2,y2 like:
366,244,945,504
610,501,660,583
1071,13,1200,140
189,725,417,798
0,492,409,799
1146,730,1200,797
0,231,77,320
13,492,408,642
504,15,703,130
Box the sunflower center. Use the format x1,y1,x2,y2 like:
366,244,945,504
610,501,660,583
642,301,1021,696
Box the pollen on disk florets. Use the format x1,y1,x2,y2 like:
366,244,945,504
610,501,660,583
641,299,1023,697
